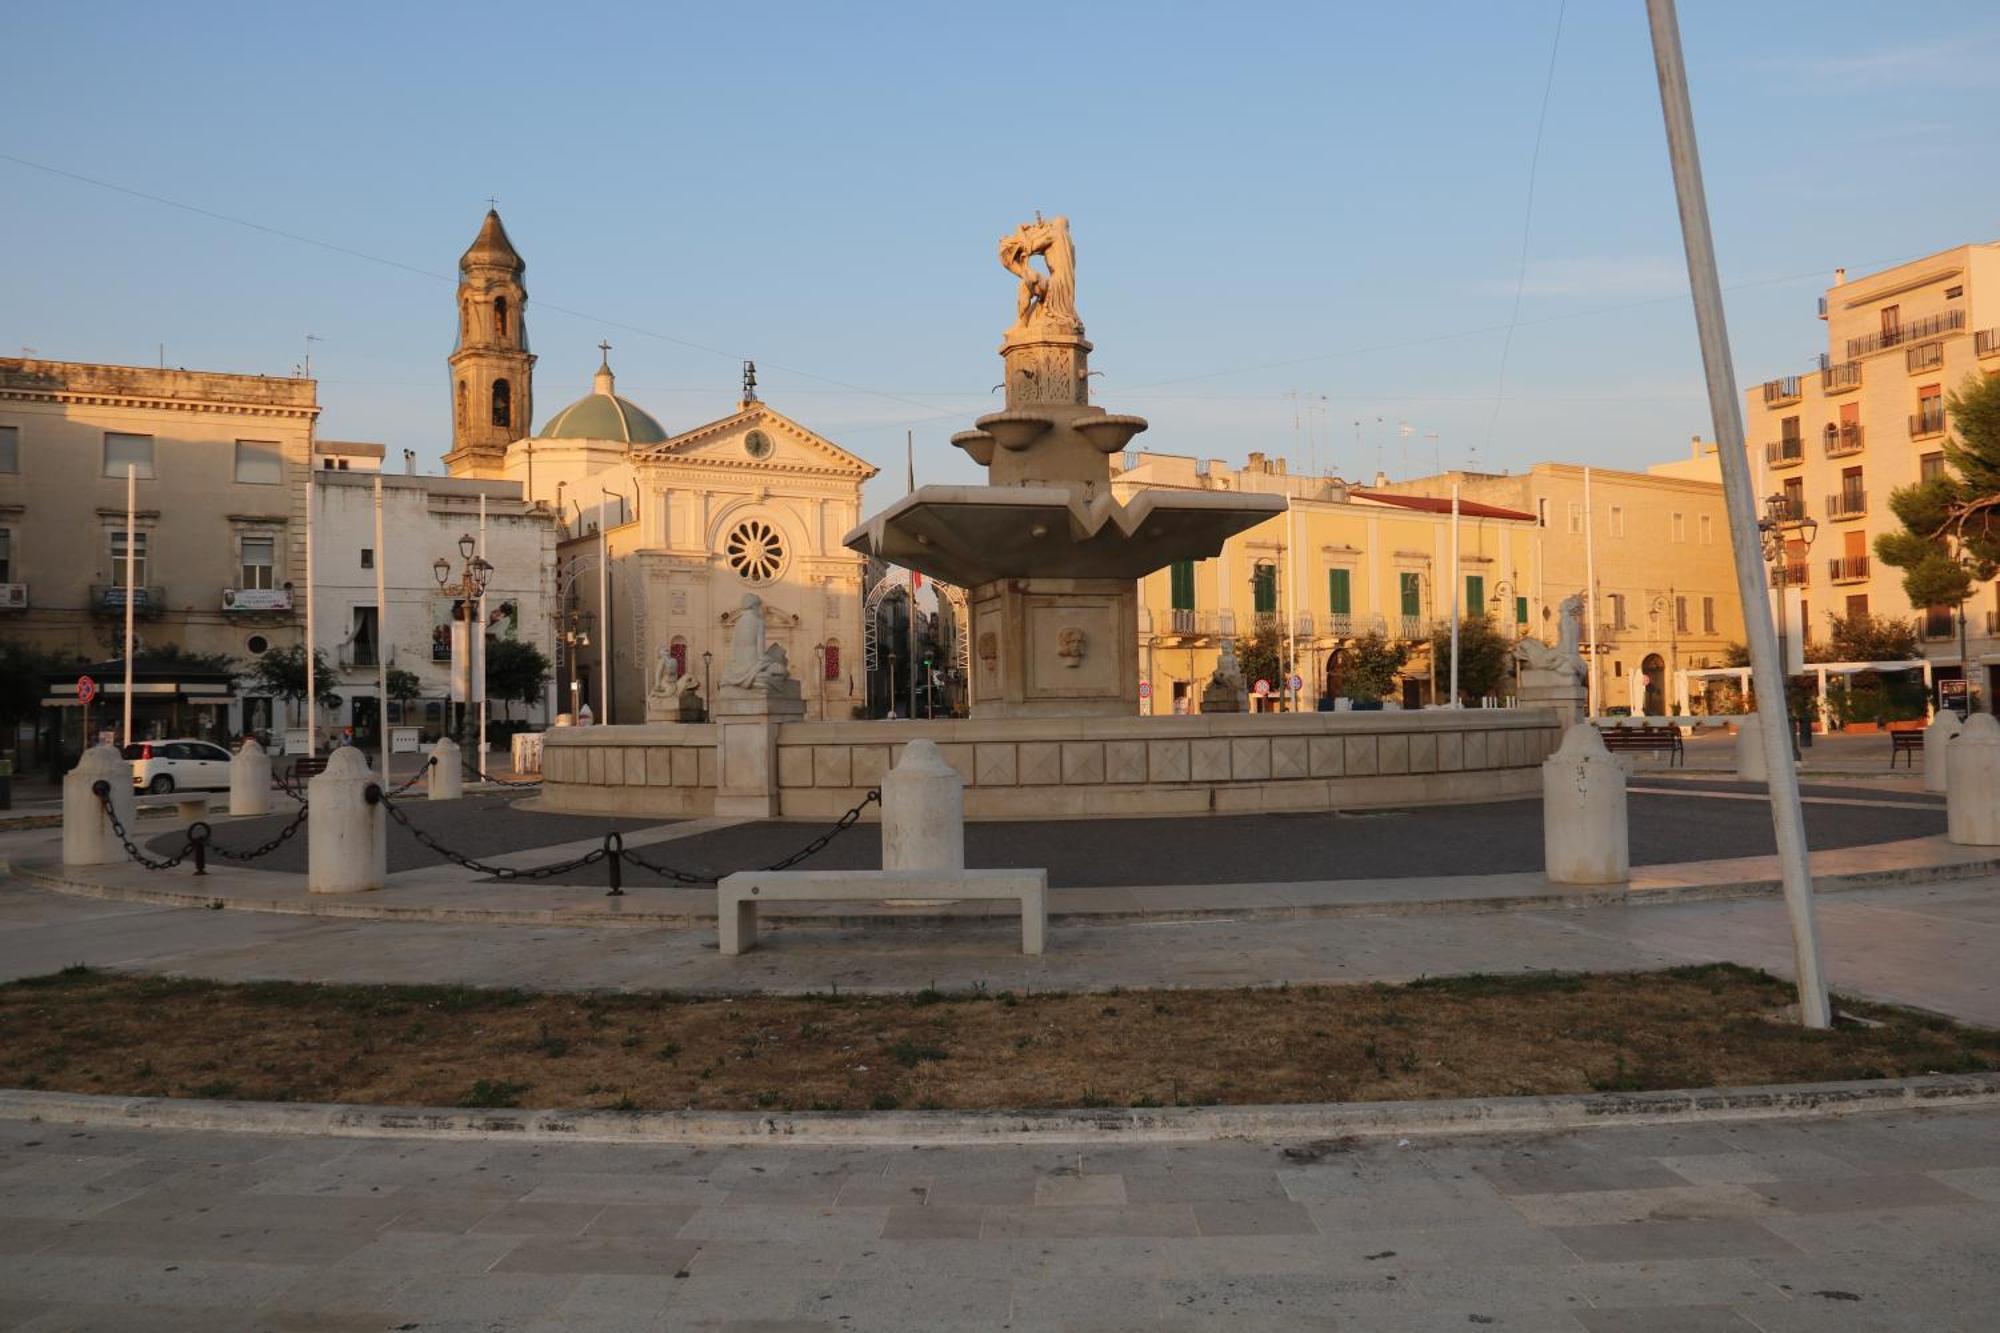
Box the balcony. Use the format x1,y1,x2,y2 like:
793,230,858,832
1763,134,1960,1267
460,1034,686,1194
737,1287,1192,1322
1921,614,1955,641
1978,328,2000,358
1769,562,1809,589
1829,555,1870,583
90,584,165,616
1764,438,1806,468
1819,357,1862,392
1761,376,1801,407
1911,407,1947,439
0,583,25,610
222,587,293,613
1825,489,1867,520
1327,612,1353,637
1398,615,1426,640
1907,341,1945,374
1822,423,1865,457
1847,307,1966,359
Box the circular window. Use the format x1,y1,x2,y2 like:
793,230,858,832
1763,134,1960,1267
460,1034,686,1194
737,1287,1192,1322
725,519,786,584
744,429,773,460
246,634,270,655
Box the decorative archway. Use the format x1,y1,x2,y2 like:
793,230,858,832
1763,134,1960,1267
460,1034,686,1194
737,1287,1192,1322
1642,652,1667,718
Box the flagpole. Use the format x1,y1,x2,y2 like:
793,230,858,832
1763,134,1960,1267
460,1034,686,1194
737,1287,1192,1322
477,491,488,780
1449,483,1461,708
1583,466,1598,718
121,464,136,745
304,445,317,756
375,475,389,772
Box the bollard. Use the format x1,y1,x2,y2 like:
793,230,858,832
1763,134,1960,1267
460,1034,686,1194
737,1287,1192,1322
308,747,387,894
1924,709,1963,793
230,737,273,816
1542,723,1629,885
427,737,464,801
882,739,965,871
1946,713,2000,846
1736,712,1768,782
62,743,138,867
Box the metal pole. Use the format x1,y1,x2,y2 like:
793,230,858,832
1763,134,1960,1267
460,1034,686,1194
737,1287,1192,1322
907,580,918,720
1448,483,1461,708
304,452,317,756
374,475,389,772
122,463,136,746
1647,0,1831,1028
598,511,610,724
477,492,489,780
1583,466,1598,718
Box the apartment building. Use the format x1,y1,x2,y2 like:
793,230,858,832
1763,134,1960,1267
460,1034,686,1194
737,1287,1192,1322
1745,242,2000,698
1376,463,1745,714
1111,452,1539,714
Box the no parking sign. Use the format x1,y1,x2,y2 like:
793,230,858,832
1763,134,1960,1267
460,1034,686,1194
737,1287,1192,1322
76,675,98,704
1137,680,1152,700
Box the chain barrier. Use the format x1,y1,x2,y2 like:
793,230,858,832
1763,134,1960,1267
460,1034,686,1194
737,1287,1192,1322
388,756,436,797
204,802,311,863
459,752,542,789
377,791,610,881
91,781,199,873
620,789,883,883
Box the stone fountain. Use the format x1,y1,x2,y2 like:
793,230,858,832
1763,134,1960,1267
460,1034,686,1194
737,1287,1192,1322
844,215,1285,717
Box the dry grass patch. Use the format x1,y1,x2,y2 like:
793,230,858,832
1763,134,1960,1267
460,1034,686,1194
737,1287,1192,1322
2,965,1995,1113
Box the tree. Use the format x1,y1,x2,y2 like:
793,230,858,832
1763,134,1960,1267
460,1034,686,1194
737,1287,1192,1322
483,639,552,718
1336,631,1411,704
1722,642,1750,668
384,667,423,725
1425,613,1512,705
246,645,341,724
132,643,239,674
1876,371,2000,654
1824,611,1921,664
1232,620,1284,695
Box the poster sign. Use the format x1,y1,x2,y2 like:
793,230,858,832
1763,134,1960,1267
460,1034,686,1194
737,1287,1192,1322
1939,678,1970,714
222,588,293,612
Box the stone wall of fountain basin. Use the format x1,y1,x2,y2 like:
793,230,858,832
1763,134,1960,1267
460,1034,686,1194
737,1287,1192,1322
538,708,1562,820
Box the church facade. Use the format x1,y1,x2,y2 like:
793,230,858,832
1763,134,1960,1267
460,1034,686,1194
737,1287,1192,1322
442,210,875,723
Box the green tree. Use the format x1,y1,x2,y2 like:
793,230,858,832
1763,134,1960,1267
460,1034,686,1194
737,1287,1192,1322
1232,621,1285,695
384,667,424,724
1426,613,1512,705
1336,631,1411,704
1824,611,1921,663
1876,372,2000,655
246,646,341,724
483,639,552,718
131,643,239,674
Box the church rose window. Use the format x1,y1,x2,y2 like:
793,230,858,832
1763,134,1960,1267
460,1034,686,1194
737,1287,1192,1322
725,519,786,584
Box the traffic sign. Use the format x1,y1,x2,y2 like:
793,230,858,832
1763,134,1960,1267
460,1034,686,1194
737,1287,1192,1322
1252,678,1271,696
76,675,98,705
1137,680,1152,700
1288,674,1304,693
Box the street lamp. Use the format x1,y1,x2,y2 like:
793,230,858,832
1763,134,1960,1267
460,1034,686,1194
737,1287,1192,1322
813,642,827,720
701,649,713,703
1757,494,1818,750
433,533,493,752
553,598,593,721
1488,580,1518,703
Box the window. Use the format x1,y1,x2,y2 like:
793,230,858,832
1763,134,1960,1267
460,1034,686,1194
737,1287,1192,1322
1608,506,1625,538
0,528,10,582
456,380,467,429
1537,498,1549,528
1699,514,1713,544
822,639,841,681
0,425,17,473
109,529,147,586
1779,415,1801,443
494,296,509,338
1514,595,1528,626
350,606,379,667
1781,476,1804,518
1671,512,1685,542
239,536,275,589
1464,574,1484,614
1169,560,1196,612
1399,571,1422,617
1946,285,1963,300
1920,452,1946,482
360,548,374,570
1846,594,1869,620
1608,593,1627,631
233,440,282,485
103,432,155,479
246,634,269,656
1252,564,1277,615
724,519,786,583
1881,304,1900,339
1925,604,1954,638
1674,596,1688,632
1327,568,1352,616
669,638,688,678
1566,502,1583,534
491,378,512,429
1702,596,1716,633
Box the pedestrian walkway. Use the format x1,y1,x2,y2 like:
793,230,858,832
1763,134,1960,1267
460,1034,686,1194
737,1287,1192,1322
2,1106,1994,1329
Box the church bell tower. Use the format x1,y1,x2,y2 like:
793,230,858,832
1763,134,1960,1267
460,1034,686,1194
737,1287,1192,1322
445,209,536,477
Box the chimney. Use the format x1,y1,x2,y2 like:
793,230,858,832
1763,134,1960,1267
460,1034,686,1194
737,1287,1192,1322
1690,433,1702,458
1246,451,1265,472
1373,470,1389,488
1833,267,1846,286
403,449,416,475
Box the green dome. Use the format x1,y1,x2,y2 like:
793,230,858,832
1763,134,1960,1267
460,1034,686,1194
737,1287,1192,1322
537,358,668,444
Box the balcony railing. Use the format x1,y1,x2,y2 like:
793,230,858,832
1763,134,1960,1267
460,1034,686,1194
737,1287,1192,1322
1327,612,1353,637
1847,307,1966,359
0,583,25,610
1769,562,1810,589
1823,423,1865,457
1906,341,1945,373
1398,614,1426,640
1761,376,1801,406
1921,614,1956,641
90,584,165,616
1978,328,2000,358
1829,555,1870,583
1764,438,1805,467
1911,407,1947,439
1825,489,1867,520
1819,357,1862,392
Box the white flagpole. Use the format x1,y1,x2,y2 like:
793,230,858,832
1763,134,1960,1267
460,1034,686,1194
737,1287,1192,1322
1647,0,1830,1028
121,463,136,745
1448,483,1461,708
598,505,611,724
477,492,488,779
304,452,317,756
1583,465,1598,719
375,475,389,773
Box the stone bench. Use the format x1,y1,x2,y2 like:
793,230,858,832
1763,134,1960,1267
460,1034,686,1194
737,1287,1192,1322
715,869,1048,957
135,794,217,822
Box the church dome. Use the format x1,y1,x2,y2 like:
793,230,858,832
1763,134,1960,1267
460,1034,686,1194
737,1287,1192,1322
460,209,525,275
537,352,668,445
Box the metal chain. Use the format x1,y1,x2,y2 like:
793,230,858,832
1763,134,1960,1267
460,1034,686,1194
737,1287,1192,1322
620,789,882,883
377,792,607,880
205,802,311,862
388,757,436,796
91,782,195,871
459,752,542,789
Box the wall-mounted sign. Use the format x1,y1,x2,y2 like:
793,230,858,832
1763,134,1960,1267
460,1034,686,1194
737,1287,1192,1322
222,587,292,612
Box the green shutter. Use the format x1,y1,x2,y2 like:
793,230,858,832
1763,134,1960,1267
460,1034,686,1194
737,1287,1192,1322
1327,568,1351,615
1169,561,1195,611
1253,564,1277,614
1399,572,1421,617
1515,595,1528,625
1465,575,1484,615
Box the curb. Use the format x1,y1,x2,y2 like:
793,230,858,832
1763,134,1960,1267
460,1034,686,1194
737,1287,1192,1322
3,1074,1996,1148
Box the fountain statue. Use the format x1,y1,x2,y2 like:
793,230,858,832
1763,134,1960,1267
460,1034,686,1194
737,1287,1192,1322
845,217,1285,716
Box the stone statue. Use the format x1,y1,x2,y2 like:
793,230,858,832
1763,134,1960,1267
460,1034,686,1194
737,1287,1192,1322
720,593,793,692
1517,592,1586,682
999,214,1079,335
1056,626,1086,667
1211,637,1243,687
652,645,682,696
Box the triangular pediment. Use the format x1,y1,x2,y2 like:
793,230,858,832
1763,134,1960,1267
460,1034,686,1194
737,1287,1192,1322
634,404,878,480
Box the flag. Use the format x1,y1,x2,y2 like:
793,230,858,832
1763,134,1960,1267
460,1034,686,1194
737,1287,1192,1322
911,570,923,589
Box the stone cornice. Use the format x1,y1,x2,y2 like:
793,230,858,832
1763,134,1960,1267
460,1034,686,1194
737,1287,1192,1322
1,388,319,422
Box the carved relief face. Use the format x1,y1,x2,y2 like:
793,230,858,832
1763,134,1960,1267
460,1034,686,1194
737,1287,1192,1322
1057,626,1086,666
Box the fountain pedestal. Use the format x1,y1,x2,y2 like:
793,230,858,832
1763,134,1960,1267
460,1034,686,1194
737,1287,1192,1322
969,577,1139,719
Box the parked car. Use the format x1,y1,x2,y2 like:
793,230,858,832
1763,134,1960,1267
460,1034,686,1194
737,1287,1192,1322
122,739,233,793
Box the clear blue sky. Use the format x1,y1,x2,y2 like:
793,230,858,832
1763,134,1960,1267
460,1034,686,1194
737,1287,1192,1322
3,2,1995,509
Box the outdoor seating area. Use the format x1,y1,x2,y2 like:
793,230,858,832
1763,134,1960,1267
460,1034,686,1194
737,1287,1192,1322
1594,723,1685,765
1891,728,1925,768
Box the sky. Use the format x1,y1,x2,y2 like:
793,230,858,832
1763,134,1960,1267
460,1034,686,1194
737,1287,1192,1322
3,2,1997,511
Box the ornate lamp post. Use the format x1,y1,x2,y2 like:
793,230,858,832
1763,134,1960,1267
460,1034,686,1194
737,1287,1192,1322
553,599,593,721
1488,580,1518,703
432,534,493,752
701,649,713,703
1757,494,1818,750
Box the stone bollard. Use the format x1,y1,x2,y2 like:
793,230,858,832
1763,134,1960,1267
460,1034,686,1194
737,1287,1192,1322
1946,713,2000,846
882,739,965,871
427,737,463,801
229,737,273,816
1736,712,1768,782
308,747,386,894
1542,723,1629,885
1924,709,1964,793
62,743,139,867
